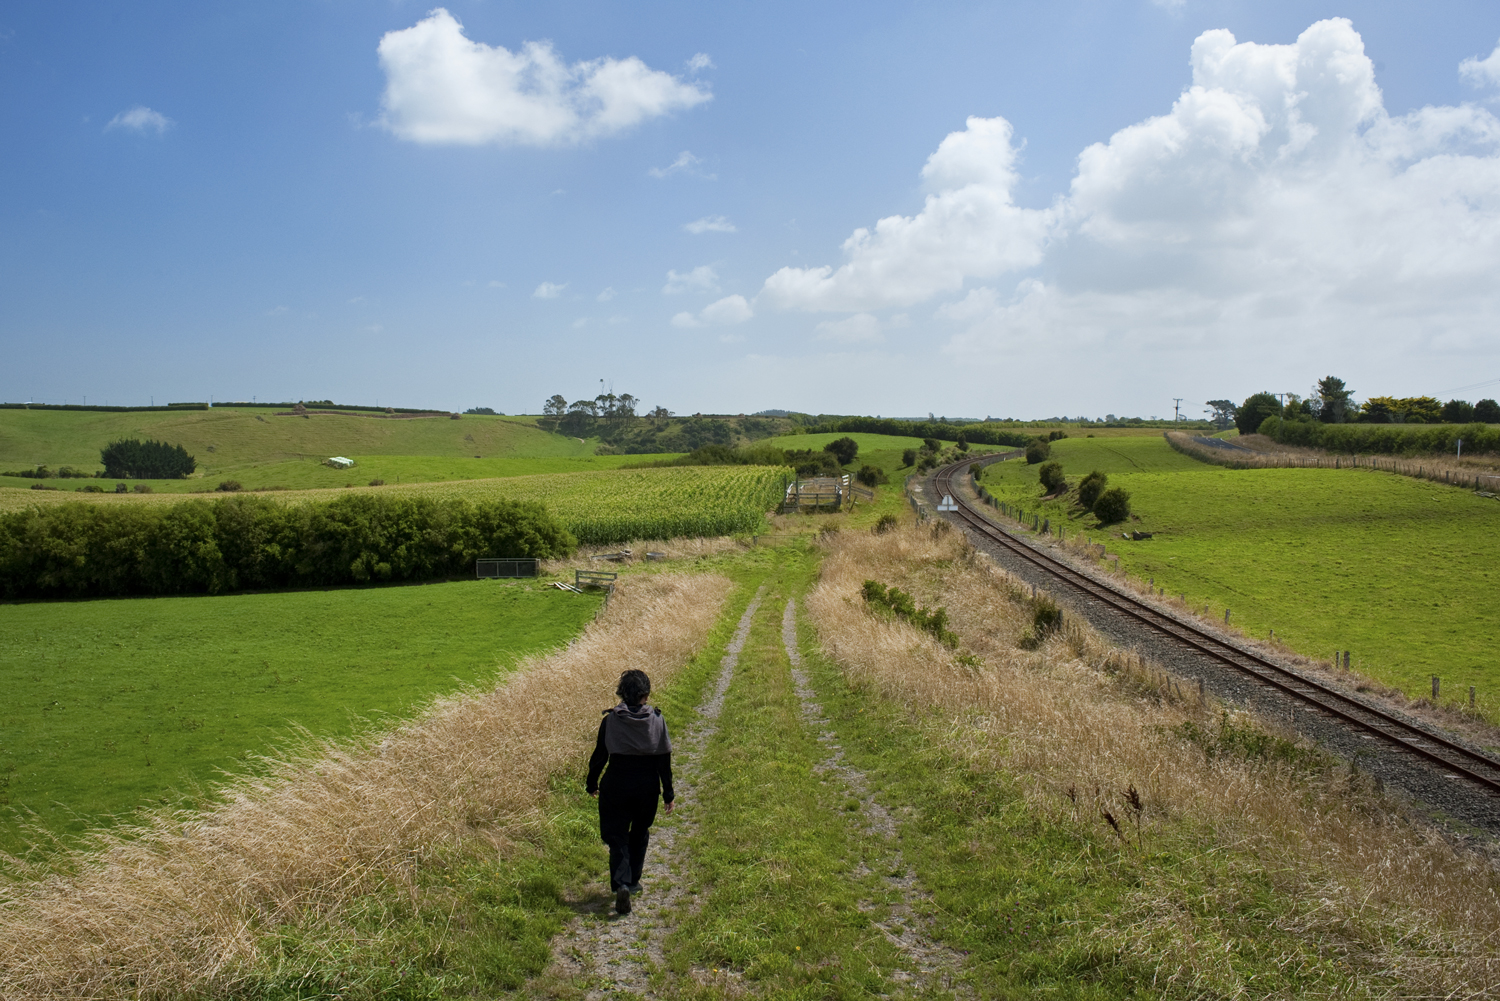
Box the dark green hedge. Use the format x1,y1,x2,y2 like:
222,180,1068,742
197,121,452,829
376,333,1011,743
811,416,1036,447
1259,418,1500,455
0,493,576,600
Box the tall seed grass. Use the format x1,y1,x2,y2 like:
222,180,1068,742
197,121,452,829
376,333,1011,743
1167,430,1500,488
808,522,1500,993
0,571,731,1000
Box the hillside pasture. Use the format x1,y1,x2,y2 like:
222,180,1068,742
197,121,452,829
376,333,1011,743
976,433,1500,710
0,407,588,487
0,580,600,854
0,465,790,545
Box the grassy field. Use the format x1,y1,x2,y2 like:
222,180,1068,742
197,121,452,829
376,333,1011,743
0,465,790,544
977,432,1500,708
0,580,600,853
0,407,598,490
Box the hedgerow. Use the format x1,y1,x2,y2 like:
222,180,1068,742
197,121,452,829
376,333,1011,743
0,493,575,599
1259,418,1500,455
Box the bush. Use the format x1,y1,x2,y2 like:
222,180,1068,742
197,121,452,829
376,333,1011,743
860,579,958,647
1038,461,1066,493
901,448,918,467
855,464,888,487
1025,440,1051,464
873,513,899,534
114,483,128,494
0,494,576,599
369,478,386,487
1019,596,1064,649
1048,430,1069,442
1236,393,1281,435
216,481,243,492
923,438,940,454
100,439,195,479
1477,399,1500,423
132,484,152,494
823,436,859,466
956,433,969,452
1093,487,1131,524
76,483,105,493
1077,470,1108,509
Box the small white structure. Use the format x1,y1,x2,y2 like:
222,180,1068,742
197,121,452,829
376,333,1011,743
326,456,354,469
938,494,959,511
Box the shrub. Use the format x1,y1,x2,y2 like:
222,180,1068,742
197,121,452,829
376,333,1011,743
1019,596,1064,649
1077,470,1108,509
860,580,958,647
823,436,859,466
787,450,842,478
76,484,105,493
901,448,917,467
1048,430,1069,442
114,483,128,494
1025,440,1051,464
132,484,153,494
0,494,576,599
855,464,888,487
100,439,195,479
956,433,969,452
1093,486,1131,524
873,513,899,534
369,479,386,487
917,454,938,473
1038,461,1066,493
216,481,243,492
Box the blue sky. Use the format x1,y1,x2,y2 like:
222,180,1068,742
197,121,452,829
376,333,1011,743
4,1,1500,418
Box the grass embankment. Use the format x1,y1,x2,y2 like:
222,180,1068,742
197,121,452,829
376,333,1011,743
0,581,600,853
977,433,1500,711
804,523,1500,996
0,465,789,544
0,572,733,1000
0,408,610,492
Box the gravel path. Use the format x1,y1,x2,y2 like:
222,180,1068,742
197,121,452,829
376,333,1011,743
780,599,970,995
544,586,766,998
943,505,1500,839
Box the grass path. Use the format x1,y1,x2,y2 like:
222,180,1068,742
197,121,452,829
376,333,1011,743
542,585,767,996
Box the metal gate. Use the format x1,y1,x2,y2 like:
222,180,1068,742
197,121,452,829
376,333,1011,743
475,558,539,578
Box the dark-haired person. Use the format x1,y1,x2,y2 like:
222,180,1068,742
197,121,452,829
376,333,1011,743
587,668,674,916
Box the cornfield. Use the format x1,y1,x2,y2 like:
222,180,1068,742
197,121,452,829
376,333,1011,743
0,466,791,546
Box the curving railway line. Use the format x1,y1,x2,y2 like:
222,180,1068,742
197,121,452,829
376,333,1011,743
930,455,1500,809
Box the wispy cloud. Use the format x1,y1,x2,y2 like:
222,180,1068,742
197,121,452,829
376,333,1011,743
663,265,720,295
106,106,172,135
671,294,753,328
533,281,567,299
650,150,713,179
597,286,616,301
684,215,736,234
687,53,714,72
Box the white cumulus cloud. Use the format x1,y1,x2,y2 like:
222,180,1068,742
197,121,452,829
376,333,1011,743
106,106,172,135
1461,40,1500,88
533,281,567,299
761,18,1500,382
684,215,736,234
662,265,720,295
377,9,710,146
672,294,753,328
687,53,714,73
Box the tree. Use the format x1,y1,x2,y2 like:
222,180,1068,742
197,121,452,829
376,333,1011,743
1093,487,1131,524
543,395,567,417
1025,440,1051,464
647,405,673,418
922,438,940,453
901,448,917,467
1316,376,1354,423
823,436,859,466
1205,400,1237,430
1236,392,1281,435
569,399,598,417
100,439,195,479
614,393,638,418
1038,461,1066,494
1077,470,1108,510
856,464,888,487
1476,399,1500,423
1442,399,1476,423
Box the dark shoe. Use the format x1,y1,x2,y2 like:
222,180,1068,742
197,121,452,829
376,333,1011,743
626,882,643,895
615,887,632,915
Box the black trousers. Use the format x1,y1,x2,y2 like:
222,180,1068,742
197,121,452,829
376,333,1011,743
598,787,659,891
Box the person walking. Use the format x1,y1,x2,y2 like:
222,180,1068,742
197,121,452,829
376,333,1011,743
587,669,674,915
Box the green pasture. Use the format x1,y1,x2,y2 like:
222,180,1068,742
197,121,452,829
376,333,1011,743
0,453,656,495
0,580,600,853
0,407,586,484
977,434,1500,710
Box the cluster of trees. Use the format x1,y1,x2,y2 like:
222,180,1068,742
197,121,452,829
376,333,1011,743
1030,463,1130,524
0,494,575,599
539,392,654,437
1222,378,1500,434
100,439,195,479
625,435,869,481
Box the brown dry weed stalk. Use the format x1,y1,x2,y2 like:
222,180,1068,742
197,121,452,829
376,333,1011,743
0,571,731,1000
807,522,1500,993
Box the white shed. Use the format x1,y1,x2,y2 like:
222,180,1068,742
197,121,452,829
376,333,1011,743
326,456,354,469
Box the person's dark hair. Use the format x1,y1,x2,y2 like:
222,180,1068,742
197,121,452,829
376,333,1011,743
616,669,651,705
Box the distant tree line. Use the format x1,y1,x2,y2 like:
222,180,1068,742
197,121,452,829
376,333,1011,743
0,494,575,599
1226,377,1500,435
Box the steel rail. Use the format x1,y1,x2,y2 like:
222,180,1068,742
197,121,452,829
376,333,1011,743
930,458,1500,798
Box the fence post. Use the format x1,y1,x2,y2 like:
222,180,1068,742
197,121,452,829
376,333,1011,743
1471,686,1476,708
1432,675,1440,701
1224,608,1230,625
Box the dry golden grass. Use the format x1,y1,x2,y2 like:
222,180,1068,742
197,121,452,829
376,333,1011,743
808,521,1500,993
542,535,747,575
0,572,731,1000
1168,430,1500,484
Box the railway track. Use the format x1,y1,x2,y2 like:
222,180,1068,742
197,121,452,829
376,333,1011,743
930,456,1500,802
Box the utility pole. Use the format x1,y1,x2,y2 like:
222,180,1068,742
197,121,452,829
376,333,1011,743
1172,398,1183,422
